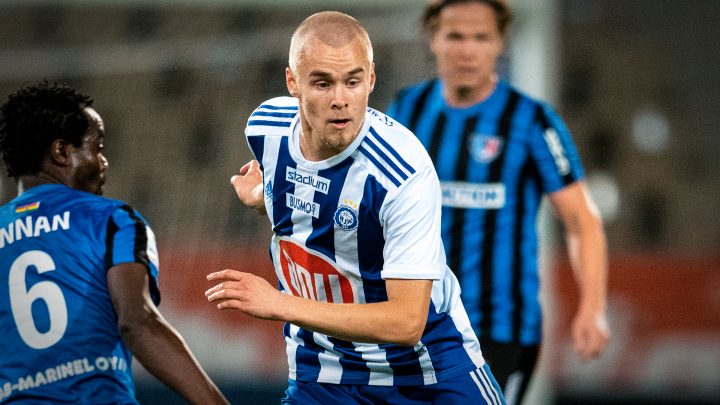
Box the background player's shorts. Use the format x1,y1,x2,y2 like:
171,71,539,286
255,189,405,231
281,364,506,404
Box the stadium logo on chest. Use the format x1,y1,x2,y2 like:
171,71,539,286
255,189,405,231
334,200,359,231
286,167,330,194
469,133,503,163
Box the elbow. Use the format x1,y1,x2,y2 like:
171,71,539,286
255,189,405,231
117,305,160,346
392,315,426,346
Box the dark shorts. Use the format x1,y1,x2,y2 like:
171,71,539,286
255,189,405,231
480,341,540,405
281,363,506,404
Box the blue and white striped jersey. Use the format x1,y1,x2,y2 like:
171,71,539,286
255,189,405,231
387,79,585,345
245,97,485,386
0,184,159,404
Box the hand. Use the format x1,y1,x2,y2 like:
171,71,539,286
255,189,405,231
571,308,610,361
230,160,265,211
205,269,285,320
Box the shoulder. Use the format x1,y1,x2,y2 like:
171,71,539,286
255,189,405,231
358,107,435,189
501,81,565,130
245,96,299,136
65,189,149,227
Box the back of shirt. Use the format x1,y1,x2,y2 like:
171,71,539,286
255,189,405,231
0,184,159,404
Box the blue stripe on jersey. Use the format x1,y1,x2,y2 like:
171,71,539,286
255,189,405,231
247,135,265,165
356,177,388,303
368,126,416,176
258,103,299,111
295,328,323,381
422,301,475,374
251,111,297,119
328,338,371,385
247,119,292,128
363,137,409,183
357,145,401,187
270,137,296,236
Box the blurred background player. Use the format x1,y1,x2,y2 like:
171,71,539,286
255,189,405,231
387,1,610,403
0,81,228,404
206,11,505,405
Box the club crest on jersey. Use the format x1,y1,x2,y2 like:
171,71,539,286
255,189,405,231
334,201,359,231
469,134,503,163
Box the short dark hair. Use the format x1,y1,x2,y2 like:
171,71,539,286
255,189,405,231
0,81,93,178
422,0,513,36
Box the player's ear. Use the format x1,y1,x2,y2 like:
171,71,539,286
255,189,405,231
286,67,299,98
48,139,72,167
369,63,376,93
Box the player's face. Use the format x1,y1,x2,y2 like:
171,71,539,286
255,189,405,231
430,2,504,99
68,108,108,195
287,36,375,161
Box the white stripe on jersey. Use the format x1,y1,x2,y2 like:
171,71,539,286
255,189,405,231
354,343,394,386
314,333,344,384
479,365,503,404
286,324,302,380
414,341,438,385
470,369,495,405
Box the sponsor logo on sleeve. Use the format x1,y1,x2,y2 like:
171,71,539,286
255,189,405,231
543,128,571,175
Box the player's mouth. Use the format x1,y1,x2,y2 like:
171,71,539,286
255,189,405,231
329,118,351,129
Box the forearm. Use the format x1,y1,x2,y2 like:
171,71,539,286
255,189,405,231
277,294,426,346
121,308,228,405
566,214,608,312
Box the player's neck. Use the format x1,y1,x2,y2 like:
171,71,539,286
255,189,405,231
443,74,498,108
17,173,66,195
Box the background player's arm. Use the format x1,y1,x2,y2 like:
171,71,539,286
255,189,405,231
107,263,229,405
205,272,431,346
230,160,266,214
549,181,611,360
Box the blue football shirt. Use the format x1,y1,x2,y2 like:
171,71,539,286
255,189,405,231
0,184,159,404
388,79,585,345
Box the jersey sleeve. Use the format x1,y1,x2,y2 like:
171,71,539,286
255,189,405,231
527,103,585,194
380,166,446,280
105,205,161,305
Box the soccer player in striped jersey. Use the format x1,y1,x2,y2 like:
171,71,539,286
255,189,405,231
205,11,505,404
0,82,228,404
386,1,611,403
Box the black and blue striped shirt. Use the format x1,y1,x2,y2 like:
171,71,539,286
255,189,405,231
388,79,584,345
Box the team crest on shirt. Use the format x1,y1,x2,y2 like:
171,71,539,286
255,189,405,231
334,200,359,231
469,134,503,163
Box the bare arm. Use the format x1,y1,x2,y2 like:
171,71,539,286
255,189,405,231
205,270,431,346
548,181,611,360
108,263,229,405
231,160,266,214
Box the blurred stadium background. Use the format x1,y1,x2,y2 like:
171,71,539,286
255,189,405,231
1,0,719,403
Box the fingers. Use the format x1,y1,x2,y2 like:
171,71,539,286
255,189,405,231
206,269,245,282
